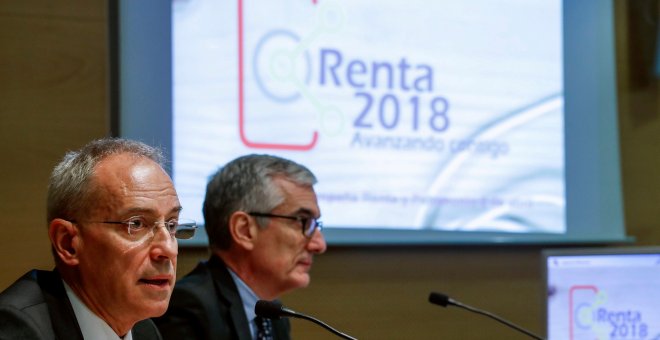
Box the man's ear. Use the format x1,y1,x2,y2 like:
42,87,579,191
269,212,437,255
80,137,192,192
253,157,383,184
228,211,258,251
48,218,81,266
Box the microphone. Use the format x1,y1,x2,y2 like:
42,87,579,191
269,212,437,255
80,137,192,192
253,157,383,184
255,300,357,340
428,292,544,340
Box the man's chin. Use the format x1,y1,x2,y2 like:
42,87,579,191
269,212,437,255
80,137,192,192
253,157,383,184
291,273,311,288
143,301,170,318
138,292,172,316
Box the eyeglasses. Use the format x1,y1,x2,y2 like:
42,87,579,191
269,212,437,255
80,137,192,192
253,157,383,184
70,216,198,240
248,212,322,238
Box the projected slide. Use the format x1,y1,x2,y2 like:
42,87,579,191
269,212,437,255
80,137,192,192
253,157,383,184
172,0,564,233
547,255,660,340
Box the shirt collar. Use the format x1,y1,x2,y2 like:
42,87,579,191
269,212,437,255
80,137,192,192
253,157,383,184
63,280,133,340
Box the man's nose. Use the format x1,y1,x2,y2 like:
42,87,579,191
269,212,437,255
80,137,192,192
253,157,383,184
150,223,178,260
307,229,327,254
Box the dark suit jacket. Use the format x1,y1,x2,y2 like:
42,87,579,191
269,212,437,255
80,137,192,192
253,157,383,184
153,256,291,340
0,269,162,340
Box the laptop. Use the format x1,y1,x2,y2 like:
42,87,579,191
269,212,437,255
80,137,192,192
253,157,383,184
542,247,660,340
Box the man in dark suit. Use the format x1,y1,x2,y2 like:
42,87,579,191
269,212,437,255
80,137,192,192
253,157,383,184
0,138,197,339
154,154,327,340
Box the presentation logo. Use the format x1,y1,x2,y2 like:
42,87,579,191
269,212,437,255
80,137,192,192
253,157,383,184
238,0,344,151
237,0,446,152
569,285,649,340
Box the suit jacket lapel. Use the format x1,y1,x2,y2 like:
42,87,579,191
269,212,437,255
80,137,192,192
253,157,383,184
209,256,253,340
37,270,84,340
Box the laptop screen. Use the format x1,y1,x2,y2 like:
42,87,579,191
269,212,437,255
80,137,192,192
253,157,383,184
543,247,660,340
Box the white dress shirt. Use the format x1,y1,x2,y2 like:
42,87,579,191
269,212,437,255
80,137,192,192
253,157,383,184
63,281,134,340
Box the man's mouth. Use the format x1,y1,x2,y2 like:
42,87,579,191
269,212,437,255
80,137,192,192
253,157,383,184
298,257,313,266
139,275,172,287
139,279,169,285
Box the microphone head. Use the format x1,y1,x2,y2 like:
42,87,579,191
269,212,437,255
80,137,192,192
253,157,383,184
428,292,451,307
255,300,284,319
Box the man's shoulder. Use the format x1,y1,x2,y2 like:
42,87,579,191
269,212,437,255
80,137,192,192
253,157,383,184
174,260,215,290
0,269,57,340
168,257,239,311
168,260,220,309
175,257,234,290
133,318,163,340
154,258,241,340
0,269,53,309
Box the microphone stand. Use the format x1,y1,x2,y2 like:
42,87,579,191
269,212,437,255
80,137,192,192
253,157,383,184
429,292,544,340
255,300,358,340
287,310,358,340
450,299,544,340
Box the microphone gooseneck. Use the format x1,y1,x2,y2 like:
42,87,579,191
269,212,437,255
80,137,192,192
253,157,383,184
255,300,358,340
428,292,544,340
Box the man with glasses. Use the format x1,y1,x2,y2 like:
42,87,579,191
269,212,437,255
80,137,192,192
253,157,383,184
0,138,197,339
154,154,327,340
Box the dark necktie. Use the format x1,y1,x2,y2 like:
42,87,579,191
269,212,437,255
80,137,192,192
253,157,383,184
256,316,274,340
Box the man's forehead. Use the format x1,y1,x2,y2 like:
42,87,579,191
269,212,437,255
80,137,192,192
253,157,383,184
88,154,178,210
94,154,168,184
272,177,319,215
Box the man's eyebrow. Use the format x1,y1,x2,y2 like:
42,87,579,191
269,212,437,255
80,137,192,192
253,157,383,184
292,208,318,218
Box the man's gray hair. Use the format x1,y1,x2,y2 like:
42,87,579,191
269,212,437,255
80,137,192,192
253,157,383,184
203,154,317,250
47,138,164,222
